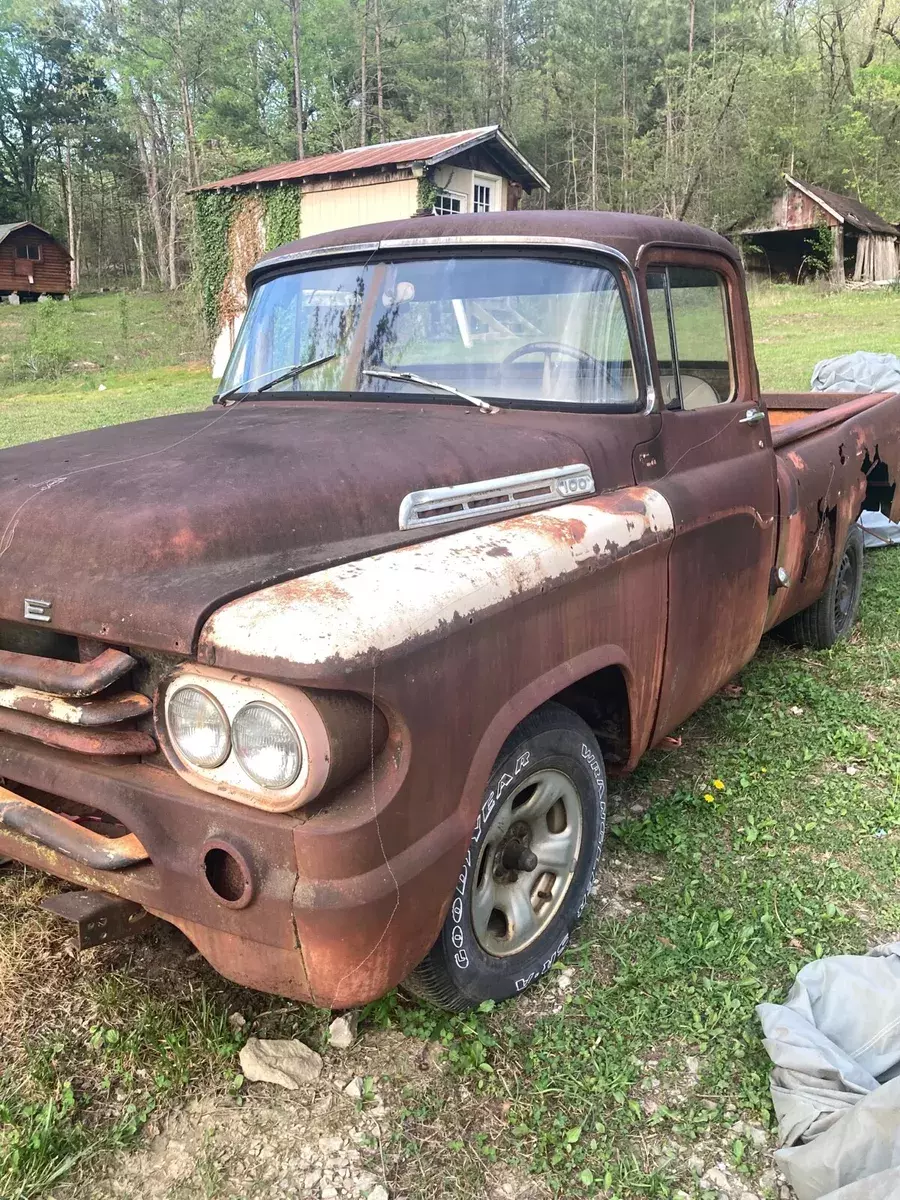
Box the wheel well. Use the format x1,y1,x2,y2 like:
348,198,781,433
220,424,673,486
552,664,631,767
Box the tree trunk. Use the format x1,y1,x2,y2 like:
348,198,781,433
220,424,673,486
173,7,200,187
64,137,78,289
135,213,148,290
135,114,167,285
360,0,369,144
290,0,304,157
373,0,385,137
168,181,178,290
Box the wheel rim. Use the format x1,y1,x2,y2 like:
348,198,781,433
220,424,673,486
471,768,583,957
834,549,855,632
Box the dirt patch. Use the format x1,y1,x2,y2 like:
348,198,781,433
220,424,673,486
54,1023,446,1200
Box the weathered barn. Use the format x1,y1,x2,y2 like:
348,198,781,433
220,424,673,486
192,126,549,374
739,176,900,285
0,222,71,299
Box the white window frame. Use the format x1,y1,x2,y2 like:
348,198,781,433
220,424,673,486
432,188,467,216
472,174,501,213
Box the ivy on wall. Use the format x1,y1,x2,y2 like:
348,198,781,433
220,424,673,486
193,185,303,334
194,190,238,333
416,172,440,215
263,185,302,252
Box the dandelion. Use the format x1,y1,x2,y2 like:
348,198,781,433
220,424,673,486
713,779,726,790
704,793,715,804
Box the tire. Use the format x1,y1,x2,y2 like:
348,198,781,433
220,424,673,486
404,702,607,1012
784,523,865,649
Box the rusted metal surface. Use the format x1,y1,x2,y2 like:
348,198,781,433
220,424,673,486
768,392,896,450
0,708,155,756
0,685,151,726
0,783,149,869
0,646,134,696
201,487,674,679
250,209,741,287
41,890,157,947
193,127,532,192
0,212,898,1007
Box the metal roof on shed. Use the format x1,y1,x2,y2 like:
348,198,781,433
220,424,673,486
194,126,548,193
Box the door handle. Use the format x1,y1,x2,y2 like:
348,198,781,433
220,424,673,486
739,407,767,426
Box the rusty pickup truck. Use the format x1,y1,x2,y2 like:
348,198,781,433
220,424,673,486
1,211,898,1012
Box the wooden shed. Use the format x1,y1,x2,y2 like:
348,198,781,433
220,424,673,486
0,222,72,300
192,126,549,375
739,176,900,285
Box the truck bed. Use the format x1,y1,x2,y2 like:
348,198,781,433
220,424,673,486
763,387,900,634
764,390,898,449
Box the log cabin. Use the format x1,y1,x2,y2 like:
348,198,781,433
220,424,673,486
0,222,71,300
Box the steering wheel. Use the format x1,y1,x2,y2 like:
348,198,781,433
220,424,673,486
501,341,613,398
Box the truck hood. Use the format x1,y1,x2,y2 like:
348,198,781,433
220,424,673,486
0,401,590,653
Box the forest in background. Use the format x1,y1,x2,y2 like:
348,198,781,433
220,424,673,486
1,0,900,291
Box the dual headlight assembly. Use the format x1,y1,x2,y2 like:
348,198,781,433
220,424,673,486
158,667,385,813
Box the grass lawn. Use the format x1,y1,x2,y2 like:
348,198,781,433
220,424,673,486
0,291,212,449
1,285,900,1200
749,282,900,391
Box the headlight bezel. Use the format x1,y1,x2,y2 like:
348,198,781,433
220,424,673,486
156,666,322,812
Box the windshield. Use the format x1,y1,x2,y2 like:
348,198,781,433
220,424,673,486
219,256,640,408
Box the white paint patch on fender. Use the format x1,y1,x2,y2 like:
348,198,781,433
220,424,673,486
200,487,674,671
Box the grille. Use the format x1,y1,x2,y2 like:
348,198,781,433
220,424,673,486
0,625,159,757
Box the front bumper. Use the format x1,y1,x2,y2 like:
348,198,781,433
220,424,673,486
0,731,462,1008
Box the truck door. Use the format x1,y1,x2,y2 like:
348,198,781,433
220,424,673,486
634,250,778,740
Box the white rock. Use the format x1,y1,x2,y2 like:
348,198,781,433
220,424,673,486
329,1012,359,1049
238,1037,323,1090
687,1155,704,1174
557,968,575,991
748,1125,769,1148
701,1168,730,1190
343,1077,364,1099
367,1188,389,1200
228,1011,247,1032
684,1056,700,1077
98,383,107,391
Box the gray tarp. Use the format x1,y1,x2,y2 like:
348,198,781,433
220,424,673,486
811,351,900,395
757,944,900,1200
811,353,900,548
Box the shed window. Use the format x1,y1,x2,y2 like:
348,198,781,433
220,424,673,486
16,243,41,262
432,189,465,216
473,182,493,213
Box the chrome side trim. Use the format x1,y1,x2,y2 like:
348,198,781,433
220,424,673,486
398,463,595,530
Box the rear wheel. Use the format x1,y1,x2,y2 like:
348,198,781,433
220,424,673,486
784,523,864,649
404,703,606,1012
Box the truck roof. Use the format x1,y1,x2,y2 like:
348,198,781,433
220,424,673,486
251,209,740,284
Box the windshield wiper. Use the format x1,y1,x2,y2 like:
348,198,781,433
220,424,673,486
362,369,500,414
217,354,338,404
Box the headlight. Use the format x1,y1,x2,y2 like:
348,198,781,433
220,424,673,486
167,686,230,768
232,702,302,789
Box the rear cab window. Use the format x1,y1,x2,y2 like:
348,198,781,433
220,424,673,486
646,266,735,410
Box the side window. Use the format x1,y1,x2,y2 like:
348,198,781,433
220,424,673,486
646,266,734,409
